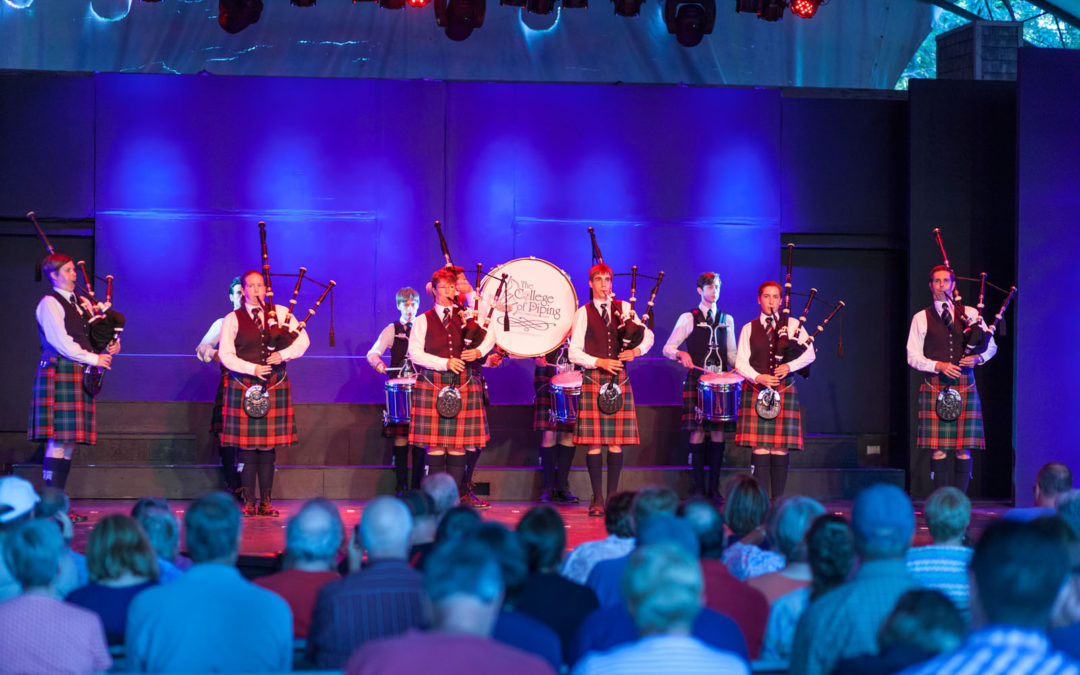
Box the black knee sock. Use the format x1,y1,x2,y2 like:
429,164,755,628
770,453,789,499
426,452,447,476
539,446,556,491
555,446,575,492
690,442,706,496
256,449,276,501
239,449,258,503
410,446,426,489
392,445,409,492
954,456,972,494
606,452,624,498
707,441,726,498
447,454,467,495
751,454,771,498
220,445,239,491
465,450,480,487
43,457,72,491
931,457,948,489
586,453,604,503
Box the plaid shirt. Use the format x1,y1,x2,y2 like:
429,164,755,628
901,627,1080,675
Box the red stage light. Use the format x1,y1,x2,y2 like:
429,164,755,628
408,0,429,6
790,0,819,18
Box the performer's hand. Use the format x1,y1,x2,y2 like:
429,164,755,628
107,338,121,355
78,296,96,316
254,364,273,380
774,363,790,379
958,355,978,368
96,353,113,370
375,362,387,375
486,353,504,368
755,373,780,388
676,351,694,368
597,358,623,375
266,352,284,366
936,361,962,379
618,348,639,362
461,348,481,362
447,358,466,374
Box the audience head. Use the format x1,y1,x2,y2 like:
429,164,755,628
86,514,160,583
435,505,482,545
807,514,855,600
516,506,566,574
398,490,438,544
32,486,72,544
1037,462,1075,508
878,589,966,655
767,496,826,563
971,519,1070,628
360,496,413,561
632,486,680,537
604,491,636,539
184,492,242,565
0,476,40,529
3,517,65,591
852,483,914,560
679,497,725,559
723,474,770,538
424,538,505,636
622,543,704,636
924,487,971,545
422,473,460,521
637,514,701,559
466,522,527,602
132,497,181,563
1056,490,1080,541
285,498,344,571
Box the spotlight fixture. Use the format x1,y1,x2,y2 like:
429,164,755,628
789,0,819,18
407,0,429,6
664,0,714,46
218,0,263,33
734,0,784,21
563,0,588,7
377,0,405,8
612,0,643,17
291,0,316,6
526,0,556,13
435,0,486,41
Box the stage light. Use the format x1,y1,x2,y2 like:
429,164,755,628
377,0,405,8
218,0,263,33
526,0,556,13
664,0,714,46
435,0,486,41
563,0,587,7
612,0,643,17
407,0,429,7
4,0,35,8
291,0,316,6
789,0,819,18
734,0,784,20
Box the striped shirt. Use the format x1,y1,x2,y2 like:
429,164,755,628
900,626,1080,675
571,634,749,675
906,544,972,614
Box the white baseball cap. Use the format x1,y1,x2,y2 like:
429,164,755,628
0,476,41,523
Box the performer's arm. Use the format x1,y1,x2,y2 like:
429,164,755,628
784,318,816,373
408,314,450,371
217,312,259,376
365,324,396,371
568,306,598,369
274,305,310,361
724,314,738,369
734,323,760,382
36,296,101,366
661,312,693,360
195,317,224,363
905,312,939,374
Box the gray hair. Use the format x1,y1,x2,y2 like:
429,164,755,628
286,499,344,564
3,518,65,589
132,498,180,562
622,543,703,635
924,487,971,543
768,496,826,562
361,496,413,558
422,473,460,519
184,492,242,563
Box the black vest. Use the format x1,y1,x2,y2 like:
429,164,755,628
39,290,94,356
389,321,411,369
686,308,729,371
583,301,621,360
233,307,268,365
922,305,965,364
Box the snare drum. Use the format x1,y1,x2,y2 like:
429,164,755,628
549,371,583,424
697,372,742,422
384,377,416,424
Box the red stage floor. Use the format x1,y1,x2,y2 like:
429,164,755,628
67,498,1012,557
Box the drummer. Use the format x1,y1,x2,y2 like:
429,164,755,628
662,272,737,499
734,281,815,499
366,286,423,496
569,263,653,517
534,341,578,504
408,267,496,505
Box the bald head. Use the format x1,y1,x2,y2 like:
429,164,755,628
286,498,344,570
361,496,413,560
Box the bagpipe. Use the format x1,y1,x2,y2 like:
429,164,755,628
28,211,125,397
756,243,845,420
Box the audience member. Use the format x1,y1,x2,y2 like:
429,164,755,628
399,490,438,569
345,538,556,675
748,496,825,604
680,497,727,559
721,474,784,581
833,589,965,675
307,495,426,669
1056,490,1080,540
0,475,41,602
1004,462,1074,521
571,543,750,675
0,517,111,673
254,498,343,638
423,472,460,521
587,486,679,607
435,504,482,544
790,483,919,675
33,486,85,595
126,492,292,672
561,491,636,584
905,519,1079,674
515,506,600,663
132,497,187,581
67,514,160,644
905,486,972,616
761,513,855,662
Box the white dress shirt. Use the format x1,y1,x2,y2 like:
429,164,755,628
35,288,101,366
218,303,310,376
407,304,496,372
906,300,997,374
195,317,226,364
366,321,411,369
734,314,816,382
569,298,654,369
662,302,737,367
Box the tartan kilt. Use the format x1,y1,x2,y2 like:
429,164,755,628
533,366,574,432
917,370,985,451
409,369,489,448
573,368,639,447
681,370,725,433
209,376,225,435
219,370,298,449
28,355,96,445
735,379,803,450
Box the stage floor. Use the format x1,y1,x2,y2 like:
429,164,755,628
67,498,1012,557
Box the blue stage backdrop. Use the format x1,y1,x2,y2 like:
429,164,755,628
1016,49,1080,505
92,74,780,405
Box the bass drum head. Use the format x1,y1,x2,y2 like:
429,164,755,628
479,257,578,358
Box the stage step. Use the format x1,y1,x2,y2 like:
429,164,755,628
11,463,903,502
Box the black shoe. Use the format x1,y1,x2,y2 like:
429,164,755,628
557,489,580,504
539,490,555,503
461,491,491,510
243,502,258,518
588,499,605,517
68,510,88,524
257,499,280,517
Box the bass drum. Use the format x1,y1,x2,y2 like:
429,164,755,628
479,257,578,358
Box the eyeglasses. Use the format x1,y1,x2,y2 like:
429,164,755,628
436,285,456,291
